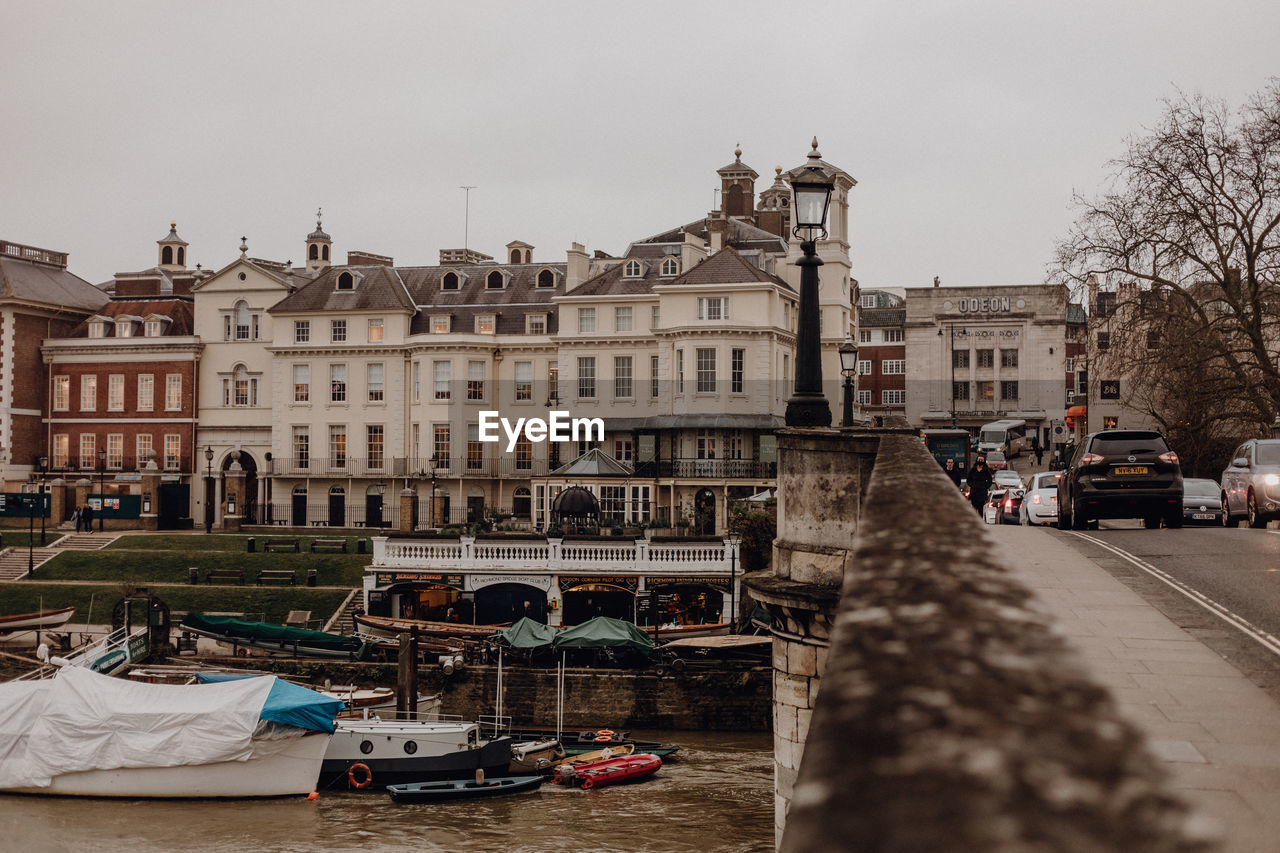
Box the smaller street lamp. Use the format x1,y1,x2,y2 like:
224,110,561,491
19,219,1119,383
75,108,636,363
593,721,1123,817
38,455,48,546
96,447,106,532
727,528,741,634
26,488,36,576
838,337,859,427
204,446,215,534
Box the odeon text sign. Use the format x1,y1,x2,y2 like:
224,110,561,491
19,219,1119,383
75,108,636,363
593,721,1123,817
957,296,1011,313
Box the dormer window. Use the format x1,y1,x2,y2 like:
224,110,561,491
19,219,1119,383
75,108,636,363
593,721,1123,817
88,319,105,338
116,320,133,338
476,314,496,335
537,269,556,288
144,319,163,337
486,270,506,290
336,271,355,291
623,260,643,278
660,258,679,277
430,316,451,334
442,272,460,291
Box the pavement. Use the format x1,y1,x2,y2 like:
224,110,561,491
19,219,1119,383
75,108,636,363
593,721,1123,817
987,453,1280,852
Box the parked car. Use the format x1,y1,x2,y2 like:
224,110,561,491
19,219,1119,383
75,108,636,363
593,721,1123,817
1221,438,1280,528
993,470,1024,491
985,450,1008,472
1057,430,1183,530
1181,478,1224,526
1020,471,1061,526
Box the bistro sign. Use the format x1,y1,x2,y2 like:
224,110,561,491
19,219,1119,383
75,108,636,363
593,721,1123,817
645,575,730,592
374,572,464,589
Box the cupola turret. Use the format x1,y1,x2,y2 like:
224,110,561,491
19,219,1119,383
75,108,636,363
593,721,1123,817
306,208,332,271
157,222,188,269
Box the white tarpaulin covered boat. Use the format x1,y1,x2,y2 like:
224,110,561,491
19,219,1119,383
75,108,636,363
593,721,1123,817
0,667,342,798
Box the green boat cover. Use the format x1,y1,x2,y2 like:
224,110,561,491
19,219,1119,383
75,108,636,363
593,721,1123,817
492,617,559,649
181,612,370,658
552,616,655,655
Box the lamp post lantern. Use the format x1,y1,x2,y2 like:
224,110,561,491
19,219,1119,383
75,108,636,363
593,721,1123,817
204,446,214,534
38,455,48,546
838,337,858,427
727,528,741,634
96,447,106,532
26,488,35,576
784,138,836,428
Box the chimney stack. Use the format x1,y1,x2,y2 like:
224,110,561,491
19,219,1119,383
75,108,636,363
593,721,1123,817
933,276,940,288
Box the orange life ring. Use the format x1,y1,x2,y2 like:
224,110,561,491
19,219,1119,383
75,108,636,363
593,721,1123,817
581,777,595,789
595,729,615,737
594,735,612,742
348,762,373,789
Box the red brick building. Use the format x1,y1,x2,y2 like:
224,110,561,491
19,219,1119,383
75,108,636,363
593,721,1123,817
41,226,202,523
856,289,907,418
0,239,109,489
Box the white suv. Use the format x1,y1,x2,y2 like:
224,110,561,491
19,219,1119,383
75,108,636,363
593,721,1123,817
1222,439,1280,528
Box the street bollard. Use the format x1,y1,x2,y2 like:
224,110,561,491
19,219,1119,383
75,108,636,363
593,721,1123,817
307,568,317,587
247,537,255,553
188,566,199,585
357,539,366,554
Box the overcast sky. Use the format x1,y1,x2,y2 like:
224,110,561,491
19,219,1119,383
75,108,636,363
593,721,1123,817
4,1,1278,289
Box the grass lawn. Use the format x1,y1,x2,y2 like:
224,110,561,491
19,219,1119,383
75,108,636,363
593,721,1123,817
0,529,54,548
37,544,372,586
1,583,350,626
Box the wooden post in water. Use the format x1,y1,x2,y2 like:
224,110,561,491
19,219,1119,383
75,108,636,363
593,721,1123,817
396,628,419,720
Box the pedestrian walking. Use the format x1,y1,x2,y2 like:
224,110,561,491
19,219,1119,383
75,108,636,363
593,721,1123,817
71,505,81,532
1035,444,1044,467
966,456,993,516
82,503,94,532
943,457,963,488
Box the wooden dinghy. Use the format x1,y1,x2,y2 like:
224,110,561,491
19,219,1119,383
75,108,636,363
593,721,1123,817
0,606,76,634
387,773,543,802
354,613,510,641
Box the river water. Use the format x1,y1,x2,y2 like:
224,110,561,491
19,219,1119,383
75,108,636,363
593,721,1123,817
2,731,774,853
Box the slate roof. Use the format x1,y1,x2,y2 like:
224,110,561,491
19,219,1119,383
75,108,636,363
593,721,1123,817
269,265,415,313
629,216,786,255
402,262,565,337
567,247,790,299
67,298,194,337
860,308,905,327
0,252,108,312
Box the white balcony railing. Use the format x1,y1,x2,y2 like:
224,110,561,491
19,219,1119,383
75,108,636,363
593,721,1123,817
371,535,735,576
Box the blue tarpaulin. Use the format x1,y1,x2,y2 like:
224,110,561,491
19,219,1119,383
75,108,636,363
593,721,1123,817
195,672,343,733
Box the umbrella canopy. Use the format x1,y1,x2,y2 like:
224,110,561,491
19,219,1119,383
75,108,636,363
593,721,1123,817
493,617,558,649
552,616,656,655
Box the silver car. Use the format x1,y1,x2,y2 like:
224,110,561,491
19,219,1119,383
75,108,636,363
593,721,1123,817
1222,439,1280,528
1020,471,1061,525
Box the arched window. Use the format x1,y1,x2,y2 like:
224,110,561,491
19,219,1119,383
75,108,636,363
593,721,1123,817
337,271,355,290
234,300,252,340
309,244,319,260
329,485,345,496
162,246,173,265
322,245,329,261
510,249,520,263
623,260,642,278
223,363,258,407
513,487,532,518
537,269,554,288
442,272,459,290
660,258,679,276
292,484,307,496
177,247,185,265
486,270,504,289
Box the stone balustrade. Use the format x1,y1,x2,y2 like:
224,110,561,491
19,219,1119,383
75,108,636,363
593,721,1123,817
372,535,734,575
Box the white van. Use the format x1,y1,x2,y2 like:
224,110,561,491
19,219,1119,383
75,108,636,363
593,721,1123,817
978,419,1028,458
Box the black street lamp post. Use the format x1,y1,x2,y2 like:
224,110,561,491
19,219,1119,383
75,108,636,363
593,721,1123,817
204,446,214,534
38,455,48,546
838,337,858,427
727,529,741,634
784,139,836,428
26,489,35,576
96,447,106,532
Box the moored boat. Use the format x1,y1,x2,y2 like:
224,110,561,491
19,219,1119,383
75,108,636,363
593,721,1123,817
0,667,341,798
319,718,513,790
0,606,76,634
548,743,634,770
387,773,543,802
508,738,564,773
553,753,662,789
354,613,510,641
180,612,373,660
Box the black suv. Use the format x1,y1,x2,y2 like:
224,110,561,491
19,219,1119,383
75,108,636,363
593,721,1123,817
1057,430,1184,530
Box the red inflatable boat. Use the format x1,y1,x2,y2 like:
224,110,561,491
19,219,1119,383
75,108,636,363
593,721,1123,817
552,752,662,789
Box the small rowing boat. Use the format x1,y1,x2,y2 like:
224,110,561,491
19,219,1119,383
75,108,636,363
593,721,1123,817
552,753,661,790
387,773,543,802
548,743,634,770
0,607,76,635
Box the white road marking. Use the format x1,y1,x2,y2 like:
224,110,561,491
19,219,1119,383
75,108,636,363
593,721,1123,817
1067,531,1280,659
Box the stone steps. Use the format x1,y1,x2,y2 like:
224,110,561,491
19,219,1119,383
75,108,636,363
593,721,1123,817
0,548,59,580
49,533,119,550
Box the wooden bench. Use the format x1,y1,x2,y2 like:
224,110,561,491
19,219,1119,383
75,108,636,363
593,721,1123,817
206,569,245,585
310,538,348,553
256,569,297,585
262,538,300,553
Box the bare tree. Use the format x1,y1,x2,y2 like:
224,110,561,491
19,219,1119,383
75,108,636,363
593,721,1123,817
1056,81,1280,433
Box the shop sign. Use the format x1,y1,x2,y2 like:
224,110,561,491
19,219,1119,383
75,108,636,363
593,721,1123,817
644,575,730,591
374,572,464,589
469,574,553,591
558,575,638,592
